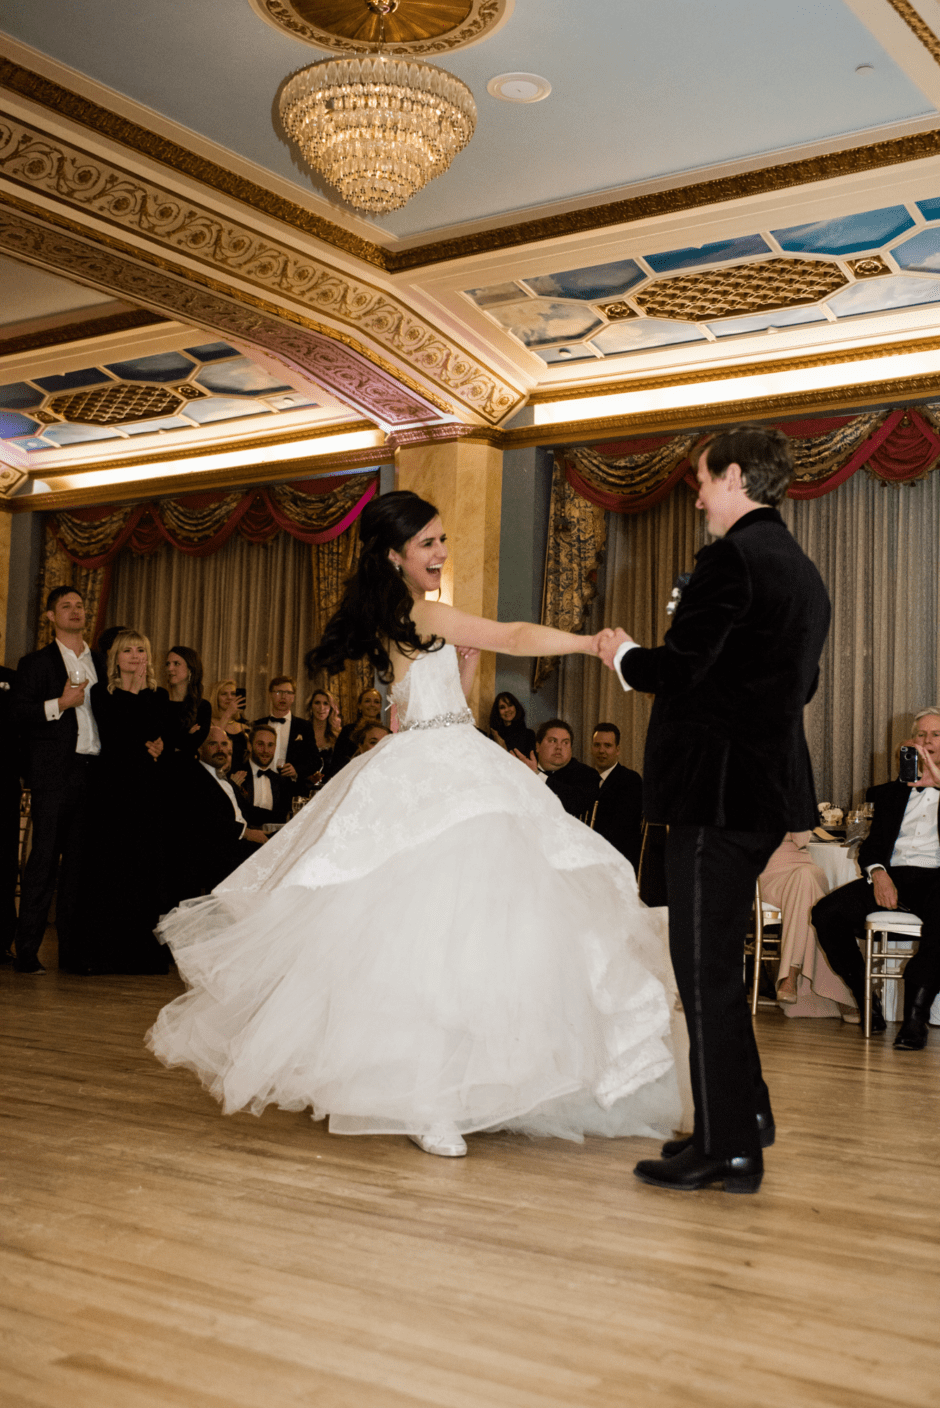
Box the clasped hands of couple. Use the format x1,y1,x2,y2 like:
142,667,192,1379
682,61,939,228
591,626,633,671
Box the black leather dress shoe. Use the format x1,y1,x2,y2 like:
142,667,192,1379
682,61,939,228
635,1145,763,1194
893,987,933,1050
13,958,46,974
661,1109,774,1159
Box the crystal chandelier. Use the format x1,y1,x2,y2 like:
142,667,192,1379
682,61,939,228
278,3,477,215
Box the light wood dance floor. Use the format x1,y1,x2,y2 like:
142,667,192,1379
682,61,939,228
2,956,938,1408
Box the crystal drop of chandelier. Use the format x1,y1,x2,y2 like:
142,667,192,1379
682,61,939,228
279,51,477,214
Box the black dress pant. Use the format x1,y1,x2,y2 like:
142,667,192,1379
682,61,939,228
666,825,782,1159
811,867,940,1004
16,755,99,969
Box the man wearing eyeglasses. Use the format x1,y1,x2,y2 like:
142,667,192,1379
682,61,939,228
252,675,319,796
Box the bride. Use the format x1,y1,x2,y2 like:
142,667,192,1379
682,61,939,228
148,491,690,1156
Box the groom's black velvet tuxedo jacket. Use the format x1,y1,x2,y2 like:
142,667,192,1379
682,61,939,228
620,507,831,832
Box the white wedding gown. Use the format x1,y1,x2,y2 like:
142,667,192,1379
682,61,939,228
148,645,691,1142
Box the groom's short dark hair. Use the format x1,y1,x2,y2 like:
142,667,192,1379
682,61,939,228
701,424,794,507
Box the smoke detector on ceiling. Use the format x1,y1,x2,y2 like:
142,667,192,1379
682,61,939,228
487,72,552,103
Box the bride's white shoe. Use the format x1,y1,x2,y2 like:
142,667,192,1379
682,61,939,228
408,1126,467,1157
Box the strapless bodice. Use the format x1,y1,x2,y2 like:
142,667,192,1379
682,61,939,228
389,645,474,730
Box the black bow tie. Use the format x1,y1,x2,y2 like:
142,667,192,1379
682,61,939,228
257,769,276,779
267,716,288,724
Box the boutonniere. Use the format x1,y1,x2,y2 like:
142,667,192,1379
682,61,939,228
293,733,303,742
666,572,692,617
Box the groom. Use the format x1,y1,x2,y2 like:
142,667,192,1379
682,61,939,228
598,423,830,1194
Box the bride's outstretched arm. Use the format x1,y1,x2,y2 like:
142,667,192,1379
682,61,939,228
412,599,605,659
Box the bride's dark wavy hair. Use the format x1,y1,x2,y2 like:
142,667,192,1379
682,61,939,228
306,491,444,684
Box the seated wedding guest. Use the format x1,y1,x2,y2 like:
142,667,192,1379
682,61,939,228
355,721,391,754
89,629,171,974
590,722,643,870
11,586,105,974
515,719,599,820
488,691,536,757
812,707,940,1048
0,665,20,963
231,724,292,827
165,645,211,763
173,727,267,899
253,675,319,794
758,832,856,1020
208,677,249,772
332,686,383,770
307,687,342,785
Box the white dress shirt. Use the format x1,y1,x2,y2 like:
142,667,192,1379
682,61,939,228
44,640,100,755
889,787,940,869
597,764,617,786
200,760,247,838
266,713,291,770
613,640,641,693
250,759,274,812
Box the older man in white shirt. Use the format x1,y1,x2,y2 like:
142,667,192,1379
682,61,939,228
812,708,940,1050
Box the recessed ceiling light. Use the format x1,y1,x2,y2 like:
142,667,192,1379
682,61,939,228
855,63,875,77
557,347,573,358
487,72,552,103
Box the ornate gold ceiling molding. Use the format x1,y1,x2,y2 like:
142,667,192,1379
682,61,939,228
885,0,940,65
4,58,940,274
0,199,451,427
633,257,848,322
21,417,380,481
526,332,940,403
0,114,520,424
7,444,390,513
505,374,940,447
0,58,387,270
249,0,512,54
0,308,169,357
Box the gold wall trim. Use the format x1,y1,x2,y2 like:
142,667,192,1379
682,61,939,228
0,113,520,424
526,332,940,403
0,308,168,357
4,59,940,274
0,196,484,427
0,58,388,270
9,447,390,513
885,0,940,65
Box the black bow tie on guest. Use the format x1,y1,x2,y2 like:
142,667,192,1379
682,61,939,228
266,716,288,724
257,769,276,779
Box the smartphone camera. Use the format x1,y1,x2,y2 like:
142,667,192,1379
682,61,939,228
899,745,920,784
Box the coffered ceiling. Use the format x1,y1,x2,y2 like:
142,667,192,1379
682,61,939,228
3,0,940,507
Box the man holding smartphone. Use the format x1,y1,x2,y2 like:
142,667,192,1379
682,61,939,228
11,586,105,973
812,708,940,1050
252,675,319,798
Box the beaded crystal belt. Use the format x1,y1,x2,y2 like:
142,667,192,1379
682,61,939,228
400,707,475,731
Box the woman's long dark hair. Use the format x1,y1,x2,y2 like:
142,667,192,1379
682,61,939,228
307,492,444,684
489,691,530,748
169,644,204,732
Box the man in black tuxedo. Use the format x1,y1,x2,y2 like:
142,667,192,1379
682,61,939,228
252,675,320,797
175,727,268,898
232,724,292,828
590,722,643,870
599,424,830,1194
516,719,598,820
812,708,940,1051
0,665,21,962
11,586,105,973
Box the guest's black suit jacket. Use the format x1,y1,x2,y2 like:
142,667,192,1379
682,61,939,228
234,765,293,827
12,640,105,790
593,763,643,869
252,713,320,792
621,507,831,831
174,760,255,899
859,779,940,872
546,758,599,819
